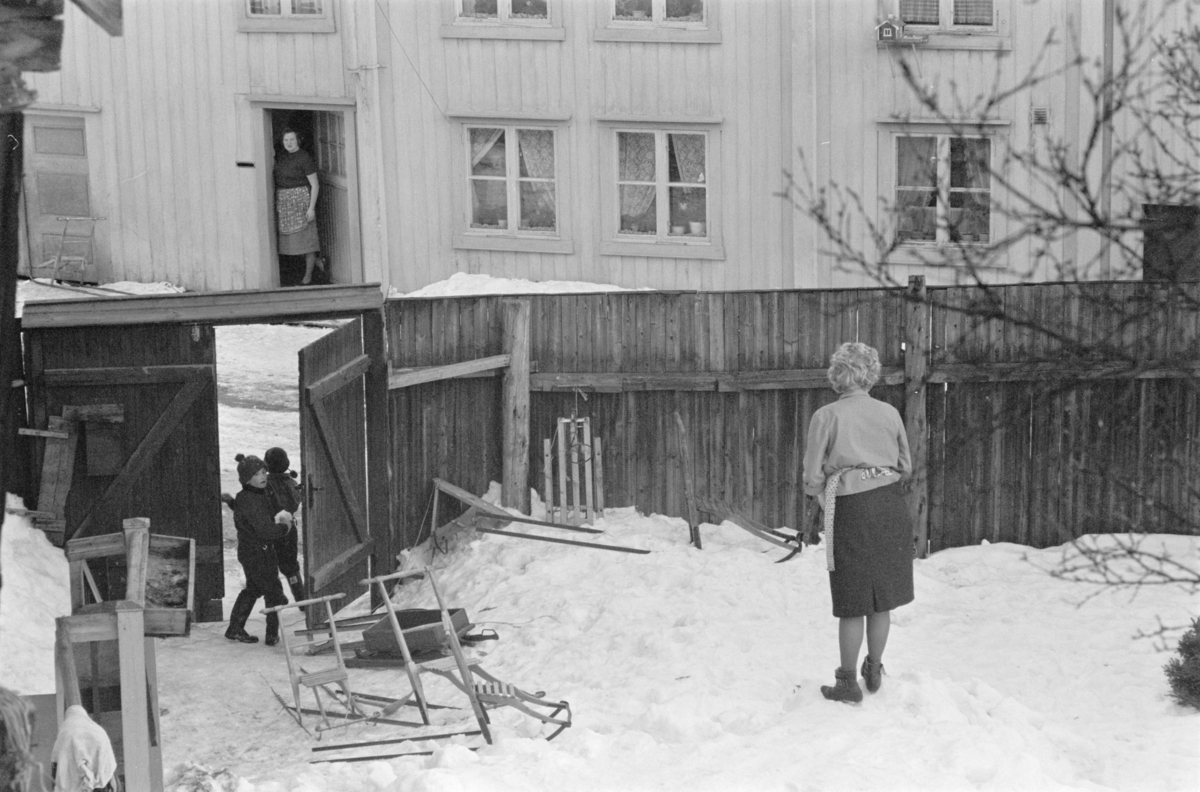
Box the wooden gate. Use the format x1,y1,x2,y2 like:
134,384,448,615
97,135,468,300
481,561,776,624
23,322,224,621
299,317,387,626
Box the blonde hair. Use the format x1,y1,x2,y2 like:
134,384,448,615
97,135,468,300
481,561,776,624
827,342,881,393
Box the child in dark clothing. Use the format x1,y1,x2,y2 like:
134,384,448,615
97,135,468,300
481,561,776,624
264,446,306,602
224,454,290,645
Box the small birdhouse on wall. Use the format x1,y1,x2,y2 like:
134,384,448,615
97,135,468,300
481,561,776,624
875,17,904,44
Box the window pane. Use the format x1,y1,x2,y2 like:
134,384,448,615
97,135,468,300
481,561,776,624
619,186,656,234
618,132,656,181
470,129,506,176
615,0,652,21
292,0,323,14
670,186,707,236
896,190,936,241
899,0,938,24
471,180,507,228
666,0,703,22
949,193,990,242
520,183,556,231
512,0,548,18
953,0,993,25
518,130,554,178
461,0,498,18
668,134,705,183
950,138,989,188
249,0,281,15
897,137,936,188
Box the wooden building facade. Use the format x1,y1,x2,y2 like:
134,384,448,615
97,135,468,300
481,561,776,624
19,0,1184,294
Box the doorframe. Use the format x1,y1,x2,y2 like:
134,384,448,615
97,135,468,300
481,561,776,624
245,96,363,289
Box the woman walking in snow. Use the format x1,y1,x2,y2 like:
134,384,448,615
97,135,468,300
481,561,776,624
224,454,290,645
802,342,914,703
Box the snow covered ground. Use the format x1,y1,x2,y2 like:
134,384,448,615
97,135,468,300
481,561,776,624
3,274,1198,791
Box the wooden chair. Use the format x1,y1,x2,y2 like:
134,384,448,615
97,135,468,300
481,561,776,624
362,567,572,743
262,593,364,731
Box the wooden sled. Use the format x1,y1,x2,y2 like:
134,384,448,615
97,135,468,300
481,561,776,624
362,567,573,743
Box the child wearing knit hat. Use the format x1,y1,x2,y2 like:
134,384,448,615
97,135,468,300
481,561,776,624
224,453,290,645
263,446,306,603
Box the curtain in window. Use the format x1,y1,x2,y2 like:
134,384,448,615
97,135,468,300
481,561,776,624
618,133,656,221
899,0,938,24
250,0,282,14
953,0,993,25
294,0,323,13
471,128,505,171
669,134,705,183
471,128,506,225
519,130,555,230
897,136,936,188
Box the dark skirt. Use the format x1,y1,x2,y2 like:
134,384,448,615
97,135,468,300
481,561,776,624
828,483,915,618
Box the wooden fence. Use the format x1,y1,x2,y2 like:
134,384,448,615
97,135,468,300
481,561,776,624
384,280,1200,554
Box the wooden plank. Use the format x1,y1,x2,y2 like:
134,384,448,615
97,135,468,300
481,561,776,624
593,436,605,513
47,366,210,387
387,354,510,390
20,284,386,328
472,526,649,555
310,399,370,544
310,540,377,594
927,360,1200,383
18,427,69,439
433,478,602,533
116,607,154,792
307,354,371,404
363,309,392,609
674,411,700,549
36,415,77,521
71,378,208,540
122,518,151,606
905,276,930,558
501,299,531,513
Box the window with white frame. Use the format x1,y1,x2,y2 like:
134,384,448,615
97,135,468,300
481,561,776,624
895,135,991,244
240,0,334,32
613,0,705,24
468,126,558,234
460,0,548,21
617,130,708,239
899,0,994,28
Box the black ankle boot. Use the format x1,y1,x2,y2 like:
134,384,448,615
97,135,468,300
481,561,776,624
820,667,863,704
225,627,259,644
861,656,884,693
264,611,280,646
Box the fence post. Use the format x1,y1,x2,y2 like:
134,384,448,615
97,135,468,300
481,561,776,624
905,276,930,558
502,298,532,513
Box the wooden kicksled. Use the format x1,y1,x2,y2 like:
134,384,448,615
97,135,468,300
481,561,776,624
693,496,807,563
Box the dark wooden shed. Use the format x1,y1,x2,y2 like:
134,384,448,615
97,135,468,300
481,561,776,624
19,285,391,623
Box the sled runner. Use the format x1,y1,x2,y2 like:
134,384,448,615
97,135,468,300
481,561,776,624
693,496,806,563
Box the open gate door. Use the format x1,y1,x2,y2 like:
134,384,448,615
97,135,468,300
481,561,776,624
299,315,390,627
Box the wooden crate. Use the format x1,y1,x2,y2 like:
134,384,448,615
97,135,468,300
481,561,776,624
65,521,196,636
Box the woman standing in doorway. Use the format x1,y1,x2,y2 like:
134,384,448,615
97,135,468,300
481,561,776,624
273,128,324,285
803,341,914,703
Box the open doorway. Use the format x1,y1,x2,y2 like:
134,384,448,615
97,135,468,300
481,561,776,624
267,107,359,288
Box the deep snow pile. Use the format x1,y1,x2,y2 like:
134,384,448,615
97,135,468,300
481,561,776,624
3,498,1197,791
